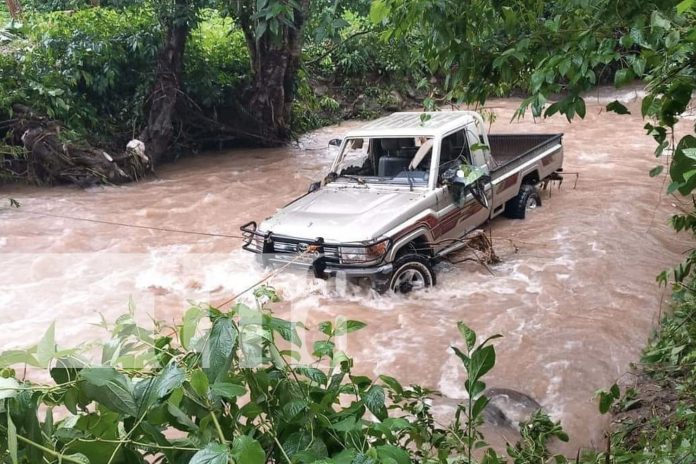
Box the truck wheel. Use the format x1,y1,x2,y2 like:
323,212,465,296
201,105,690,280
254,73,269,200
388,254,436,294
504,184,541,219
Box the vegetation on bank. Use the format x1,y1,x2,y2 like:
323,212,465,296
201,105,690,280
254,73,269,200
0,0,427,185
599,289,696,462
0,288,573,464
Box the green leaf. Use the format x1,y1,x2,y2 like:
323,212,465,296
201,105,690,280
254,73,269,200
180,307,204,350
190,442,230,464
457,321,476,351
231,435,265,464
677,0,694,14
332,416,361,432
312,340,335,358
0,350,40,368
649,165,664,177
270,317,301,347
650,11,671,30
575,97,586,119
155,363,185,399
37,322,56,367
369,0,390,22
296,366,328,385
472,395,490,420
363,385,387,420
665,30,680,48
255,21,267,40
610,383,620,398
211,382,246,399
667,181,682,194
79,368,137,416
468,345,496,384
614,68,634,88
598,391,614,414
632,57,646,77
190,369,209,399
641,95,657,118
334,319,367,336
376,445,410,464
282,399,309,419
202,317,237,383
7,411,17,464
318,321,333,336
379,375,403,395
606,100,631,115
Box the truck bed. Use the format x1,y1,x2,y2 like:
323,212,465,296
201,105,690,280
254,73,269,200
488,133,563,177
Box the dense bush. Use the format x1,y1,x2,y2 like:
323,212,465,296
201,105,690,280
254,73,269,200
0,287,572,463
183,10,250,109
0,6,161,142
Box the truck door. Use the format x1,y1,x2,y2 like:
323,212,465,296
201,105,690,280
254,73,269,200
433,126,491,245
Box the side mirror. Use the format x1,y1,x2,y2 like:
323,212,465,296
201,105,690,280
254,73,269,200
308,181,321,193
328,138,342,147
444,165,491,209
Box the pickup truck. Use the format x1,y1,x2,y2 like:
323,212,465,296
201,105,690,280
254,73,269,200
241,111,563,294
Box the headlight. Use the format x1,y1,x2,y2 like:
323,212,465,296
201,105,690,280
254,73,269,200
339,241,389,264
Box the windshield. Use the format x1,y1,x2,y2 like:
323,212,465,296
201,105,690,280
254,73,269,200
332,137,434,186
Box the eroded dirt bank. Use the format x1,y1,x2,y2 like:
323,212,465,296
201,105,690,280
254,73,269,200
0,89,688,452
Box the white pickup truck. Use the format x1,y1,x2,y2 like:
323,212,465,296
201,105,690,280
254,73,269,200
242,111,564,293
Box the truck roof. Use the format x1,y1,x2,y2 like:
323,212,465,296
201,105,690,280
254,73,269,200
345,111,478,138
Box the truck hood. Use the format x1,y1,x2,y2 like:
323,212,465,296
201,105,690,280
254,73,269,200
259,185,427,243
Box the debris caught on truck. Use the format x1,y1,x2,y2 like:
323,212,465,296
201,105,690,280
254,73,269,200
242,111,564,294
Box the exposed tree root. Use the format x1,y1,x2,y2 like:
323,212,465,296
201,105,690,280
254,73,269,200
3,105,150,186
447,229,501,268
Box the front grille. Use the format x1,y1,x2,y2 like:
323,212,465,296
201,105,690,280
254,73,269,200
272,241,339,258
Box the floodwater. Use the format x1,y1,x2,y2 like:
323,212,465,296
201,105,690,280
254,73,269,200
0,88,690,454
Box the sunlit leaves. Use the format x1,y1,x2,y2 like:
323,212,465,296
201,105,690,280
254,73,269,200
202,316,237,382
190,442,230,464
231,435,265,464
363,384,387,420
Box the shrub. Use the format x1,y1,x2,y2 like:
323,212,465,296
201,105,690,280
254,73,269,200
2,6,161,142
183,9,250,109
0,287,542,464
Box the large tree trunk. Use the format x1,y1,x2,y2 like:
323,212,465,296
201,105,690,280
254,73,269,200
238,0,309,144
137,0,189,166
5,0,22,19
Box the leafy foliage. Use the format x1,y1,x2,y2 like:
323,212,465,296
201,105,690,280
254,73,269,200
0,5,162,142
0,287,575,463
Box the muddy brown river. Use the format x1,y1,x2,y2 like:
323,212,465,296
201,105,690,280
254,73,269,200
0,90,689,454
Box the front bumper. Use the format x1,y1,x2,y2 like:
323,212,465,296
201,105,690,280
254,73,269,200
240,221,393,290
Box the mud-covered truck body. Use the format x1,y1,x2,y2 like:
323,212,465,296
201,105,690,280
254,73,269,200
242,111,563,293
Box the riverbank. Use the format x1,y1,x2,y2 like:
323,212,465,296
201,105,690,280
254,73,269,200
596,288,696,461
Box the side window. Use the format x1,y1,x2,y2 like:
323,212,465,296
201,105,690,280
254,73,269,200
439,129,470,176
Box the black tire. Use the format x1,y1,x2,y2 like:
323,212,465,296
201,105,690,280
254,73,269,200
504,184,541,219
388,254,436,294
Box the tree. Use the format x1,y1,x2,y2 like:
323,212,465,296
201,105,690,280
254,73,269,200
138,0,198,166
233,0,310,142
5,0,22,19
